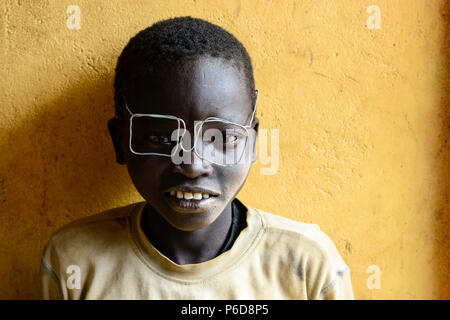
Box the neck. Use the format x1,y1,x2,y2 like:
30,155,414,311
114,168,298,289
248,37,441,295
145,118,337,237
142,203,233,265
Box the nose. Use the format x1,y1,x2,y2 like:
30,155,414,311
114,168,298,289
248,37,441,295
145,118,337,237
171,149,213,179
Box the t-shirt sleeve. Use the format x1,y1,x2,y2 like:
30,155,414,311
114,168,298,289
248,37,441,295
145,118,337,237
38,258,63,300
318,266,355,300
36,240,64,300
306,226,356,300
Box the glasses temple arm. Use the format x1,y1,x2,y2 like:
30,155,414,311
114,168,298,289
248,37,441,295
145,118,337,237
247,89,259,127
123,96,134,116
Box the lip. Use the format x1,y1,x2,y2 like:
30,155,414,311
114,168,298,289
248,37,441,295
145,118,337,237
163,195,218,213
162,186,220,196
162,186,220,213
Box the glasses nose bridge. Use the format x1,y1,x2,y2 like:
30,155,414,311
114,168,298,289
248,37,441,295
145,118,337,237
177,121,207,168
178,119,203,153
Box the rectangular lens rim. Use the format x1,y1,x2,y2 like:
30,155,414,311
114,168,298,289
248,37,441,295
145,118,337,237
193,119,250,166
129,113,182,156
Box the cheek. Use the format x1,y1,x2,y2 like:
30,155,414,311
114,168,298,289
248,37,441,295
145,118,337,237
126,157,167,192
217,163,251,196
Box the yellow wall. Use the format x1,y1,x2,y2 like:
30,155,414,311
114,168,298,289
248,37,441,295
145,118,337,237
0,0,448,299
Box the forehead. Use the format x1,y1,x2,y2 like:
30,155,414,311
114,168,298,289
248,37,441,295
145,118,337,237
125,56,252,124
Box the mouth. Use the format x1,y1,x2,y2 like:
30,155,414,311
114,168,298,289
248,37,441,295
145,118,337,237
162,187,220,213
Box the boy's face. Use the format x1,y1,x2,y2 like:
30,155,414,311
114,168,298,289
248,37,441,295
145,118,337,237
108,56,258,231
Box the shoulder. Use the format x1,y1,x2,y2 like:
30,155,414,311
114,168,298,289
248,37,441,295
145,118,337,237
256,208,322,237
42,202,138,261
246,207,353,299
51,202,135,241
39,202,141,299
251,207,348,270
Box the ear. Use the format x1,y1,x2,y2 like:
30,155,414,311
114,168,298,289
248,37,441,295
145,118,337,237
251,117,259,163
107,117,126,165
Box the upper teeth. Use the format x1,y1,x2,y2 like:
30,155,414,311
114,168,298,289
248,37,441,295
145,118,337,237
169,191,211,200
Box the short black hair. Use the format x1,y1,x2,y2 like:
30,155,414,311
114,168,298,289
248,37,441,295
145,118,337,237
113,16,256,120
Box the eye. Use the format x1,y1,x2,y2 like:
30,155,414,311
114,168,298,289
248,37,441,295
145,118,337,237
224,132,244,145
226,135,238,143
148,135,170,144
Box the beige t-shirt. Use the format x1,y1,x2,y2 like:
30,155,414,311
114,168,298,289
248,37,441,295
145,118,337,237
37,201,355,300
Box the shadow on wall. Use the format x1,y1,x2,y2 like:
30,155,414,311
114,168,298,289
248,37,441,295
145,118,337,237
0,70,133,299
437,0,450,300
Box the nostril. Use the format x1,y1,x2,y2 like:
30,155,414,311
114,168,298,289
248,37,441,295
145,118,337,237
171,159,213,178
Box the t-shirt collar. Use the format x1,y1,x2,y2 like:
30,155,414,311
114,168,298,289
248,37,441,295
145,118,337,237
127,199,264,282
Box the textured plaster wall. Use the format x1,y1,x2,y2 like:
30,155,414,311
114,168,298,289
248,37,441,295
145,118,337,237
0,0,448,299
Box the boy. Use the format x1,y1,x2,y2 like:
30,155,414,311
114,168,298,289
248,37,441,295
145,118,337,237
38,16,354,299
